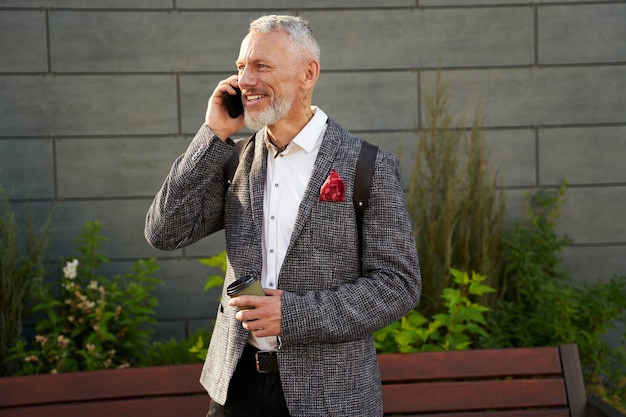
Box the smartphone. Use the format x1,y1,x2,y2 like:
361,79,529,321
224,87,244,118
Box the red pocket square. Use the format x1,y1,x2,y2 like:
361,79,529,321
320,169,346,202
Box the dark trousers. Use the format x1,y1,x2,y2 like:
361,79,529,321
207,344,291,417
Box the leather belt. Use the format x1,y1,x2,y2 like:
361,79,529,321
255,350,279,373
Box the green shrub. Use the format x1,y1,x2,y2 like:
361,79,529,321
141,327,213,366
483,183,626,410
10,221,162,374
374,268,494,353
0,189,53,376
403,70,624,409
407,69,506,316
188,329,212,363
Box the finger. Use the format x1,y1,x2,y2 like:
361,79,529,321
218,75,240,96
211,84,232,102
263,288,284,297
229,295,260,310
241,320,260,331
235,307,257,322
251,323,281,338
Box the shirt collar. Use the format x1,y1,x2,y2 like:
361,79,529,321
263,106,328,155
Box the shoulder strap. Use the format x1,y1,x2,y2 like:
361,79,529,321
223,135,255,186
354,141,378,254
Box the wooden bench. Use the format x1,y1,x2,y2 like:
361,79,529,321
0,344,621,416
0,363,208,417
377,344,619,417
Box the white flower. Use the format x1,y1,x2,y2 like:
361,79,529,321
63,259,79,279
88,280,98,290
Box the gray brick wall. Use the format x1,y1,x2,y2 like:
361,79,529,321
1,1,625,340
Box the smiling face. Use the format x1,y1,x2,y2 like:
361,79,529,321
236,29,319,135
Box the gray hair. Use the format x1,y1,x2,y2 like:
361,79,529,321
249,15,320,61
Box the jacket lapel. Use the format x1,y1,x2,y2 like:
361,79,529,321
249,130,267,236
284,125,341,259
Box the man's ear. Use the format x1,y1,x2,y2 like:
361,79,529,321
303,59,320,88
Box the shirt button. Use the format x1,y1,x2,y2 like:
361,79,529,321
274,183,279,187
271,215,276,220
269,282,275,287
270,249,275,253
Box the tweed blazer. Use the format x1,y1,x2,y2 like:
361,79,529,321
145,119,421,417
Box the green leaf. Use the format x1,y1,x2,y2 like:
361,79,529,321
450,268,469,286
198,251,228,272
203,276,225,292
469,282,496,296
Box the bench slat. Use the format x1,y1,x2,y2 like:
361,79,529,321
0,364,204,408
379,346,562,382
382,378,567,414
0,395,210,417
390,410,571,417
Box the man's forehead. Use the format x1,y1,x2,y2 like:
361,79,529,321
238,30,291,60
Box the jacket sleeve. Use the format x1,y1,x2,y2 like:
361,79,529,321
280,151,422,345
144,124,235,251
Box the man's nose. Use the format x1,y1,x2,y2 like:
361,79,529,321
238,66,256,89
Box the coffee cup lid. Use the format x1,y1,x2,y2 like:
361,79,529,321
226,272,259,296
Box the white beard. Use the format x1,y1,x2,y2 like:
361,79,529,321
244,93,294,132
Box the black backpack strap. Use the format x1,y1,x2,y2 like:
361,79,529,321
223,134,255,186
353,141,378,254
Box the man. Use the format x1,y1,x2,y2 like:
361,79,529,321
145,15,421,417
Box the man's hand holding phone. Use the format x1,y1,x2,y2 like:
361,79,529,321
206,75,245,141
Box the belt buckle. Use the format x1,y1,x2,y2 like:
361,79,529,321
255,351,278,373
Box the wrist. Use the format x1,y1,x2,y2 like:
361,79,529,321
206,123,232,142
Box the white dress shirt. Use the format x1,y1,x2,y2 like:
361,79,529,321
249,106,328,351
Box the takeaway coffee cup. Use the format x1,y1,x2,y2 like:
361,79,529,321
226,272,264,310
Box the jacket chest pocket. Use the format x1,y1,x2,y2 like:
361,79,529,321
307,201,358,253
